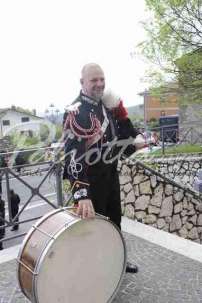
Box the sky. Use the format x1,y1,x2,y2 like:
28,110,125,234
0,0,149,115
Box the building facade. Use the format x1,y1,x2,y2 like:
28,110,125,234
140,90,179,123
0,108,43,138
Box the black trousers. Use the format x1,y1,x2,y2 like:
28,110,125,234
88,163,121,230
11,207,19,229
0,177,2,195
0,224,5,248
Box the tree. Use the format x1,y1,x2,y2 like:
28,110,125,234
138,0,202,103
175,49,202,103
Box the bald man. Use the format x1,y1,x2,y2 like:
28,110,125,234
63,63,140,273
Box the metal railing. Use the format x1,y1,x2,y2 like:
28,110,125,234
144,120,202,154
0,147,68,244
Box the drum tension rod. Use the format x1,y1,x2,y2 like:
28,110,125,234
17,259,38,276
32,226,56,240
95,212,109,220
64,219,77,228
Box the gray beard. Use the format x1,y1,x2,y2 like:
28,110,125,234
82,90,102,103
94,91,104,102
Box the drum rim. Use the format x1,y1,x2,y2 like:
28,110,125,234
33,216,127,303
16,207,65,300
33,209,80,303
104,219,127,303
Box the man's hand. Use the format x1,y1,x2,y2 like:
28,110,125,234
76,199,95,219
134,134,147,150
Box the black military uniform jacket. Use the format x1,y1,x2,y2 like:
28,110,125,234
63,92,138,202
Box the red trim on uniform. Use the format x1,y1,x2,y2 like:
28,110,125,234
64,112,101,139
112,100,128,121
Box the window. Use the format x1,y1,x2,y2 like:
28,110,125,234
21,117,30,122
2,120,10,126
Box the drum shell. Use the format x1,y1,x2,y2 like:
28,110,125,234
17,208,79,301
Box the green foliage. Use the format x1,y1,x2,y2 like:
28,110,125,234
148,118,159,128
24,136,39,146
150,143,202,155
39,122,59,145
175,50,202,103
11,133,40,149
128,114,144,126
28,149,45,163
40,124,50,142
9,122,62,164
10,132,42,163
55,125,62,140
138,0,202,103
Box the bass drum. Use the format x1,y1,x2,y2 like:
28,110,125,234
17,207,126,303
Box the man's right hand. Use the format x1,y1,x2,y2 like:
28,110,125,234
134,134,147,150
76,199,95,219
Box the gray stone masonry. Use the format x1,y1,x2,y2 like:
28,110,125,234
120,159,202,244
143,155,202,188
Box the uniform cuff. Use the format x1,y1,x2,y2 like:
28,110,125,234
71,181,90,202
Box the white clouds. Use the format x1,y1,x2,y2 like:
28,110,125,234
0,0,149,113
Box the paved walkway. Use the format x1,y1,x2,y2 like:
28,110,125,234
0,218,202,303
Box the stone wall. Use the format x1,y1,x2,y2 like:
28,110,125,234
119,159,202,244
143,155,202,188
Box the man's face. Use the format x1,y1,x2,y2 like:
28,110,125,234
81,66,105,100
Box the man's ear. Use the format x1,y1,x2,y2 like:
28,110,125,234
80,78,83,85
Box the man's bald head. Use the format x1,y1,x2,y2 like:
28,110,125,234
81,63,103,78
80,63,105,101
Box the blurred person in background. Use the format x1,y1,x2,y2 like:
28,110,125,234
0,195,5,250
0,151,7,195
10,189,20,231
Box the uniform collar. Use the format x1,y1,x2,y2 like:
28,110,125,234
80,91,101,106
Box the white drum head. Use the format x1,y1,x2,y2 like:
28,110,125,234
35,217,126,303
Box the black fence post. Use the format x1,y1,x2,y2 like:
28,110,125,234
54,152,63,207
5,168,12,224
162,127,165,155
